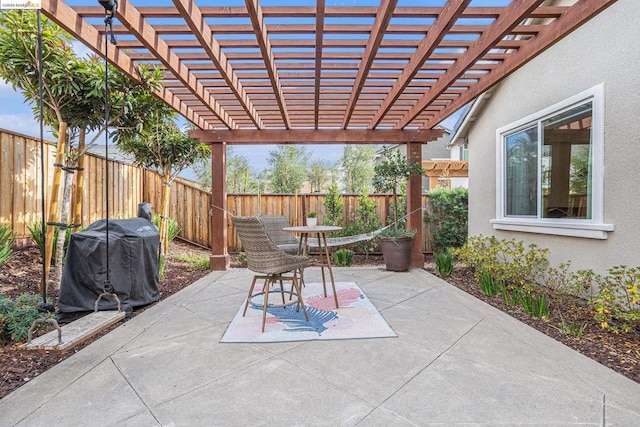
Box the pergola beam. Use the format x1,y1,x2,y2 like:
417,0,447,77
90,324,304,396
245,0,290,129
394,0,545,129
190,129,444,144
341,0,398,129
173,0,264,129
368,0,470,129
116,0,236,129
421,0,619,130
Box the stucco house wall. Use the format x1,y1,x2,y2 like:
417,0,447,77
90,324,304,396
466,0,640,273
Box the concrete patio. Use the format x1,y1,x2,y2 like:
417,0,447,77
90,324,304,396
1,266,639,426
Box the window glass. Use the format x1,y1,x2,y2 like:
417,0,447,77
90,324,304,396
541,103,593,219
505,126,538,216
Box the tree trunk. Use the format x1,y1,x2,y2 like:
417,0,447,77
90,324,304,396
73,129,86,232
43,121,67,288
54,167,74,286
158,169,172,271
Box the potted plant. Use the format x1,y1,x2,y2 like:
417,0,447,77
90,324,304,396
373,147,425,271
306,211,318,227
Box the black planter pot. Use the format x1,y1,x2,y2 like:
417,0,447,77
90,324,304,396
379,236,413,272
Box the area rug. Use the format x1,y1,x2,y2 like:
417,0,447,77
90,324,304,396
220,281,397,343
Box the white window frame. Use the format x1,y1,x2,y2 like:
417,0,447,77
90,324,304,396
492,84,614,239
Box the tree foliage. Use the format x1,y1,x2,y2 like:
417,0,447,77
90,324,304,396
373,147,424,234
323,181,344,227
341,145,376,193
266,146,310,193
307,160,332,193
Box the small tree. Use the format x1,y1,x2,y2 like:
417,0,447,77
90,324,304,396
266,146,310,193
323,181,344,227
341,145,376,194
373,147,424,236
116,117,210,274
307,160,332,193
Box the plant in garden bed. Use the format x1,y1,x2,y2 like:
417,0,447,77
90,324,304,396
0,224,14,267
0,293,53,345
172,253,209,270
479,269,501,296
434,252,454,276
27,222,74,266
333,249,354,267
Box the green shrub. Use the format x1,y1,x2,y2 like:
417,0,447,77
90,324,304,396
452,235,549,290
333,249,354,267
425,187,468,254
0,294,52,345
27,222,73,265
323,182,344,227
434,252,453,276
152,215,181,243
0,224,14,267
554,315,587,339
341,194,380,256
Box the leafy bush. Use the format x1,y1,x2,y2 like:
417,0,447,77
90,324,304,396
341,194,380,256
0,224,14,267
152,214,181,243
452,235,549,290
425,187,468,253
0,294,52,345
434,252,453,276
333,249,354,267
27,222,73,265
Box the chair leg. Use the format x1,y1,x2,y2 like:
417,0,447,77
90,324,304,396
243,276,259,317
278,276,286,305
261,277,271,332
292,275,308,322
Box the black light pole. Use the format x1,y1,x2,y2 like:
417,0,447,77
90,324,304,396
98,0,118,295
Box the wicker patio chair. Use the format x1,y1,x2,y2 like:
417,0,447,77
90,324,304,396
258,215,300,254
232,216,311,332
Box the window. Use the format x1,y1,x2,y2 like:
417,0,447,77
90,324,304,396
493,84,613,239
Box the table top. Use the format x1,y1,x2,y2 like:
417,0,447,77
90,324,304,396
282,225,342,233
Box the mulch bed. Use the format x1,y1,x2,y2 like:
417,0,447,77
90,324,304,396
435,266,640,384
1,247,638,400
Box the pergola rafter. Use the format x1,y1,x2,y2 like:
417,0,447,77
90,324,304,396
341,0,398,129
421,0,619,130
40,0,211,130
173,0,264,129
394,0,546,129
116,0,237,129
244,0,290,129
57,0,612,129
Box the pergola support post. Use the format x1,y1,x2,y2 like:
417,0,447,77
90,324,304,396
407,141,424,268
210,142,230,270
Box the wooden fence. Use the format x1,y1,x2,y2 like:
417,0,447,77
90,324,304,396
0,128,435,253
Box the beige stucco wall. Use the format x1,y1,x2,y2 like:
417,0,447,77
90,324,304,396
467,0,640,273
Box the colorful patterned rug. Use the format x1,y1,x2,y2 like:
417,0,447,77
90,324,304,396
220,281,397,343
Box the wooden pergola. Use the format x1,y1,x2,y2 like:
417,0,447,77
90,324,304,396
41,0,616,269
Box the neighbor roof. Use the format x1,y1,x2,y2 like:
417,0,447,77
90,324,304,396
42,0,616,133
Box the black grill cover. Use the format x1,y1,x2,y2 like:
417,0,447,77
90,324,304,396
58,218,161,317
